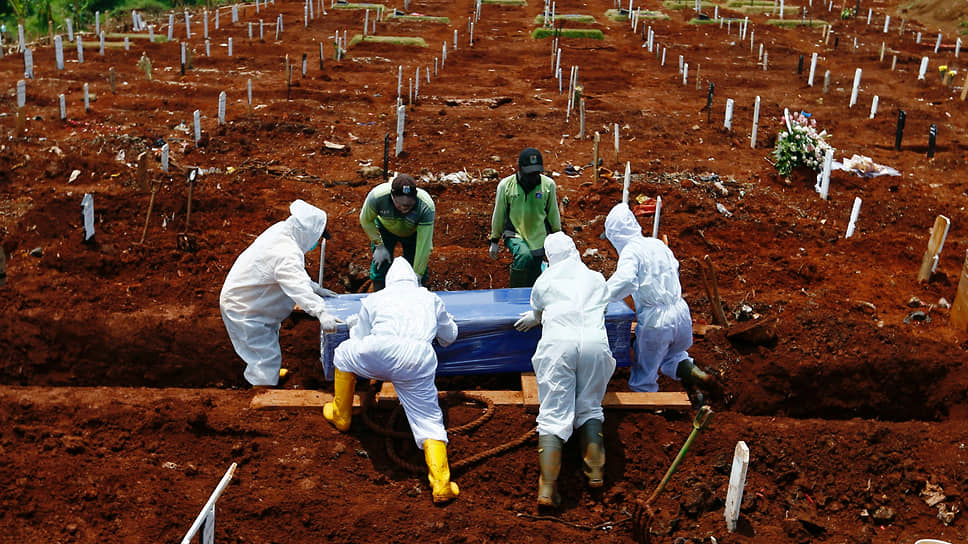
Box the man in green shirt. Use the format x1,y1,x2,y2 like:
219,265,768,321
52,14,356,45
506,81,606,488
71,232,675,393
489,148,562,288
360,174,435,291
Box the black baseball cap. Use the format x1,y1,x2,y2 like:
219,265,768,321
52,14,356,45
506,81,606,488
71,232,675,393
390,174,418,204
518,147,544,174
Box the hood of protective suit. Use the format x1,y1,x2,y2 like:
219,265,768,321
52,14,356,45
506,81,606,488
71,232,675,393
287,199,327,253
544,231,579,266
604,202,644,254
385,256,420,288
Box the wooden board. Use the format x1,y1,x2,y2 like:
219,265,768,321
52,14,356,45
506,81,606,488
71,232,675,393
918,215,950,282
251,381,691,410
951,250,968,332
250,387,526,410
521,372,540,411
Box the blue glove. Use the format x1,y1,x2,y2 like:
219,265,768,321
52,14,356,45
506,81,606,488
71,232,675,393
373,244,391,268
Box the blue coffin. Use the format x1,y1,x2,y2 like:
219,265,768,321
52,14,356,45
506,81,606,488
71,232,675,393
319,288,635,380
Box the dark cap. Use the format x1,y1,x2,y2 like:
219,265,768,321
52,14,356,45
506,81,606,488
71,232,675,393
390,174,418,203
518,147,544,174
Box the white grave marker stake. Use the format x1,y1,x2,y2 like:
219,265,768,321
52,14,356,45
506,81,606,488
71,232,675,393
724,98,734,130
162,143,170,173
870,95,879,119
215,9,220,29
918,56,929,80
395,104,406,156
228,37,233,56
916,32,922,44
218,91,227,125
55,36,64,69
82,194,95,241
817,147,834,199
882,15,890,33
99,31,105,55
149,25,155,42
724,441,750,533
614,123,620,159
125,36,130,51
682,63,688,85
179,464,237,544
59,94,66,120
77,36,84,63
935,33,942,54
193,110,201,144
866,9,871,24
957,38,962,58
845,197,862,238
66,18,74,41
204,10,209,38
622,162,631,204
16,80,25,108
232,5,238,23
808,52,817,86
95,11,100,34
168,14,175,41
83,83,90,112
652,196,662,238
849,68,862,108
751,95,760,148
247,79,252,106
18,24,25,53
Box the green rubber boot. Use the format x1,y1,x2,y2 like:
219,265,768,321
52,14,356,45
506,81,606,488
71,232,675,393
579,419,605,488
537,434,563,507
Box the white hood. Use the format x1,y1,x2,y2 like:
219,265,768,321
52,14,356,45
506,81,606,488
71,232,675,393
385,256,420,288
287,199,327,253
604,202,643,255
544,231,579,267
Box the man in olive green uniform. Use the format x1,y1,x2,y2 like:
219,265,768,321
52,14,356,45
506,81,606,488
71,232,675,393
489,148,562,288
360,174,435,291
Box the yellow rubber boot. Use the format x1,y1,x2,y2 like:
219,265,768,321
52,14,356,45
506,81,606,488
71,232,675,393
323,369,356,432
424,439,459,503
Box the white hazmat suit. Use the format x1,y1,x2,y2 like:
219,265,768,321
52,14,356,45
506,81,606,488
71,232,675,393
604,202,694,393
334,256,458,448
520,232,616,442
220,200,339,387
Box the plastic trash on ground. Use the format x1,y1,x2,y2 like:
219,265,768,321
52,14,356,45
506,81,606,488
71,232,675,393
833,154,901,178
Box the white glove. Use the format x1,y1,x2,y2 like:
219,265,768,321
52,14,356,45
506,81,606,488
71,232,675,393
311,281,337,298
373,244,391,268
318,313,343,332
489,242,500,260
514,310,541,332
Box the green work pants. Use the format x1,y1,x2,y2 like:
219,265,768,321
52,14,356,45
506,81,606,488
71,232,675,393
505,236,542,288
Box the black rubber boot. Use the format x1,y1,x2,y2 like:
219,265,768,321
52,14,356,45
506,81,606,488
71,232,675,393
579,419,605,488
676,359,720,406
537,434,563,507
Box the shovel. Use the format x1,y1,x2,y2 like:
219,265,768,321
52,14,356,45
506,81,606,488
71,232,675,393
177,169,198,252
631,405,713,544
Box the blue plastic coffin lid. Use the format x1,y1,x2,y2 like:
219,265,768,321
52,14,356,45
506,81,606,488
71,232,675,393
319,287,634,380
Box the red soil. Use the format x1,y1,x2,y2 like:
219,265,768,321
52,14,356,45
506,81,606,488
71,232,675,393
2,0,968,542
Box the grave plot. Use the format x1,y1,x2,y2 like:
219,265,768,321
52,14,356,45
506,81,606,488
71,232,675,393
3,0,968,543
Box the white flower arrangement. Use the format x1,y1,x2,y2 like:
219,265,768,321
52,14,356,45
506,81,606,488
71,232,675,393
772,111,835,177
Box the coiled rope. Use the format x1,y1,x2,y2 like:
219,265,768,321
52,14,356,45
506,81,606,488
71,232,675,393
361,386,537,473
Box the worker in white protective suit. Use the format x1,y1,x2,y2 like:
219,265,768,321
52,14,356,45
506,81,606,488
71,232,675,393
219,200,341,388
513,232,616,508
324,256,461,504
603,202,718,400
